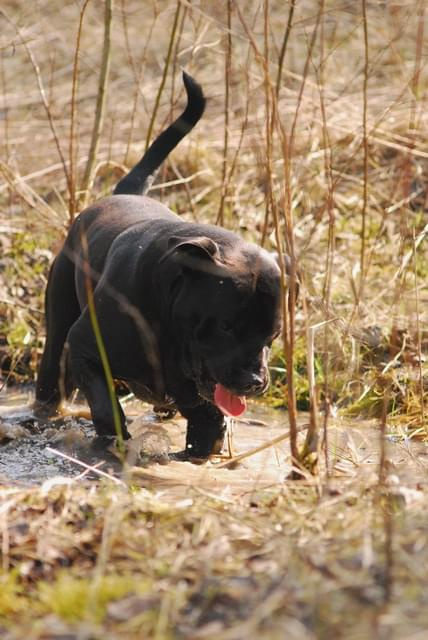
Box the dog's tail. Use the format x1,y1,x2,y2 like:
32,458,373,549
113,72,206,196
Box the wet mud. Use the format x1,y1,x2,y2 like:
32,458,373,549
1,386,427,489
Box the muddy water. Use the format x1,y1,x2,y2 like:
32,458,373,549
0,386,297,486
0,387,110,484
1,386,427,488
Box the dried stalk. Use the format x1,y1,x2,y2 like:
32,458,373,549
276,4,323,474
358,0,369,301
216,49,251,226
273,6,322,473
216,424,309,469
275,0,296,97
121,0,158,165
412,228,425,426
378,376,393,603
260,0,275,246
69,0,90,222
80,0,114,208
233,0,301,473
289,3,322,149
301,311,320,474
409,0,425,132
0,160,63,227
145,2,181,152
217,0,232,227
1,51,10,162
317,1,333,477
163,4,188,201
46,447,125,486
279,129,299,473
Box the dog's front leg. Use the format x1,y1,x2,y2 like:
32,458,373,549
174,402,226,459
68,349,130,441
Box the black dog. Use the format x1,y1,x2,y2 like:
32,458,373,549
34,72,282,459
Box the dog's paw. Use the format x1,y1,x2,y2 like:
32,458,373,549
169,449,209,464
90,435,119,454
33,400,59,420
153,405,177,420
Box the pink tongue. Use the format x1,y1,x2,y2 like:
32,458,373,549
214,384,247,418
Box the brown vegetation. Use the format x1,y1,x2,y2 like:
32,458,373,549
0,1,427,637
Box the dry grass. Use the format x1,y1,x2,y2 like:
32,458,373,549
1,439,428,639
1,1,427,412
1,0,428,636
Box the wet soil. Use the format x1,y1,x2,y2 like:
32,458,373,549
1,386,427,489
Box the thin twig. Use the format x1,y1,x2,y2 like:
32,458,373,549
80,0,114,208
217,0,232,227
46,447,126,486
215,424,309,469
0,160,64,227
409,0,425,132
145,2,181,151
377,376,393,603
68,0,90,222
359,0,369,301
0,48,10,163
315,0,332,478
121,0,158,165
289,3,323,150
301,296,320,473
275,0,296,97
412,227,425,425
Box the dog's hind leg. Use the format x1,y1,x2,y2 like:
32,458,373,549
67,337,130,440
35,252,81,416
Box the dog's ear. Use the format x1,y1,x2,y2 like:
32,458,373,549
160,236,221,274
168,236,219,260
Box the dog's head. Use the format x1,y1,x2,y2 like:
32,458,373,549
159,234,282,416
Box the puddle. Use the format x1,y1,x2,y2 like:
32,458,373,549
0,386,297,487
0,387,126,485
1,386,427,489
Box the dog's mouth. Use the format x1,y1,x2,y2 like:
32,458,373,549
213,383,247,418
188,349,263,418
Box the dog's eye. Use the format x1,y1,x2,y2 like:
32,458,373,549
196,318,216,342
219,320,234,335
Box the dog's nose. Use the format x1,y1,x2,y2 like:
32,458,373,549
247,372,268,395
